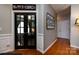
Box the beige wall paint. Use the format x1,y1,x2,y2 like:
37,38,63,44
0,4,12,34
0,4,14,53
70,5,79,48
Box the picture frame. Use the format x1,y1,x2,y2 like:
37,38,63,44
46,13,55,29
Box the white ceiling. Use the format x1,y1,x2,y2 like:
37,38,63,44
50,4,70,13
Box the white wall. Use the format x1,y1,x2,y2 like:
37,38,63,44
0,34,14,53
70,5,79,48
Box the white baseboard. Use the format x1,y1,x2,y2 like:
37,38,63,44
37,39,57,54
43,39,57,54
40,39,57,54
37,48,44,54
70,45,79,49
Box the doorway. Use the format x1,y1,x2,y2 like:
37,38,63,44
14,12,36,49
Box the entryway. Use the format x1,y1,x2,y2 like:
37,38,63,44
14,13,36,49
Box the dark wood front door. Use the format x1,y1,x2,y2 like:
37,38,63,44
15,13,36,49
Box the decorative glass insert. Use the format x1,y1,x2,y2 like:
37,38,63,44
17,15,20,18
32,15,35,20
28,15,31,20
17,22,24,33
21,15,24,19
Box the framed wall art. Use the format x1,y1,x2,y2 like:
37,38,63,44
46,13,55,29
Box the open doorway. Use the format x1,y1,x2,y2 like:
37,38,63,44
57,6,71,40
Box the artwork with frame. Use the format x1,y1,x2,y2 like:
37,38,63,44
46,13,55,29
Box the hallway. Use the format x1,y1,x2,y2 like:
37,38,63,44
14,38,79,55
45,38,70,55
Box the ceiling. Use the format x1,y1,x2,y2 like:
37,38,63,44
50,4,70,13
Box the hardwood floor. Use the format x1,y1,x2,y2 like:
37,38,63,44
14,38,79,55
45,38,79,55
15,49,42,55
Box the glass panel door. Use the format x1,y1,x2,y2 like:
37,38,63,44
15,13,36,49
